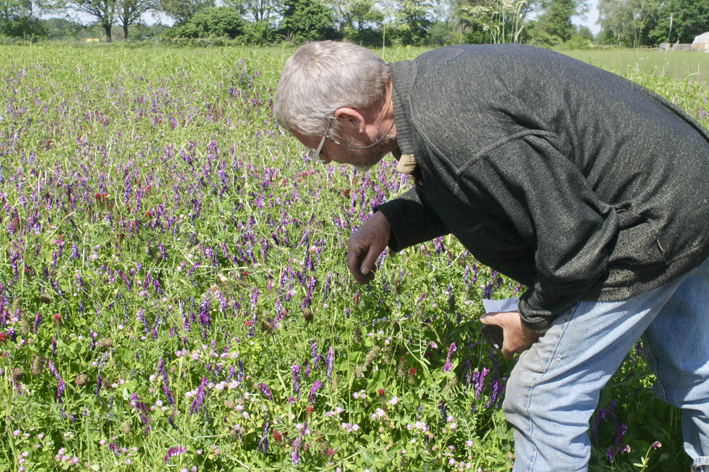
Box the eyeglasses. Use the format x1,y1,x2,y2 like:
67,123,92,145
305,117,396,163
305,120,331,163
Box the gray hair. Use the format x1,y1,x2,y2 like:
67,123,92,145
274,41,390,139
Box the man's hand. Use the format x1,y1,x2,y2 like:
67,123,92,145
480,311,540,359
347,211,391,284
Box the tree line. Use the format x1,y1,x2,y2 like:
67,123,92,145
0,0,707,47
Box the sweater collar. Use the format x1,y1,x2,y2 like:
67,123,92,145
389,60,417,158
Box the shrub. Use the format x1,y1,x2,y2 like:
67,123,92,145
165,7,245,39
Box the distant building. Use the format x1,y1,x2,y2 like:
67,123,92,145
692,32,709,50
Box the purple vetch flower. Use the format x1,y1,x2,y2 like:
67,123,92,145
96,372,102,397
261,421,269,455
137,309,148,333
292,364,301,399
311,340,318,370
593,408,607,440
302,277,316,309
164,446,186,463
464,359,471,390
443,342,457,372
440,400,447,423
323,272,331,301
474,367,490,399
309,380,322,404
33,311,41,334
291,435,301,465
485,378,501,409
131,392,152,434
259,383,273,402
159,358,174,405
47,360,65,403
326,347,334,384
190,377,208,416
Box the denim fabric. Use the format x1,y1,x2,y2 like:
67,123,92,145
502,257,709,472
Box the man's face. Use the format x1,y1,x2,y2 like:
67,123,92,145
292,127,387,172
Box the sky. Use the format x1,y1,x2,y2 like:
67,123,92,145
574,0,601,35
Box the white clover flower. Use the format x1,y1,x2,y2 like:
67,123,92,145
388,396,399,405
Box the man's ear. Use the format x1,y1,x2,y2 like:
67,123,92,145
334,107,366,134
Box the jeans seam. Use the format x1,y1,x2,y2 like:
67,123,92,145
641,334,668,403
522,303,580,472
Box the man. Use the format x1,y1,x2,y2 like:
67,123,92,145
274,41,709,472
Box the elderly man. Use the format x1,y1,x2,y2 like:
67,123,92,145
274,41,709,472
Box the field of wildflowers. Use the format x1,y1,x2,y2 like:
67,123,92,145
1,44,707,471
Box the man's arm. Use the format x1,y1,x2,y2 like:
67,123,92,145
463,135,620,333
376,186,451,252
347,185,450,284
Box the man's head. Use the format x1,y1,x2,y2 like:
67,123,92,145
274,41,396,171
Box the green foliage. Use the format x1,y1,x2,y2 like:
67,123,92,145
455,0,532,45
0,0,47,38
536,0,579,42
165,6,245,39
1,13,47,37
647,0,709,44
279,0,337,43
159,0,214,22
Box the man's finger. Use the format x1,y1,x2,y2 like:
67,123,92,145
359,247,380,277
346,247,366,283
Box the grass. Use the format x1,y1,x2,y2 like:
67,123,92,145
559,48,709,86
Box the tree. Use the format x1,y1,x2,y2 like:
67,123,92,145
116,0,157,39
225,0,279,22
0,0,54,37
165,6,244,37
69,0,117,41
456,0,532,44
393,0,435,44
159,0,213,23
279,0,336,42
598,0,661,47
535,0,589,42
647,0,709,44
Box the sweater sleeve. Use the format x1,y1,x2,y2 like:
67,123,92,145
375,186,451,252
462,135,620,332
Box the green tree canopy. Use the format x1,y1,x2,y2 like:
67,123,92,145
279,0,336,42
647,0,709,44
165,6,245,37
159,0,213,23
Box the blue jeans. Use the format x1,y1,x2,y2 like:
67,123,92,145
503,257,709,472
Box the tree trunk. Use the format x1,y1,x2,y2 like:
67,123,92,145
123,22,129,40
104,22,112,42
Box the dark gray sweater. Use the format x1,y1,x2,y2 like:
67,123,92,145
377,45,709,332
